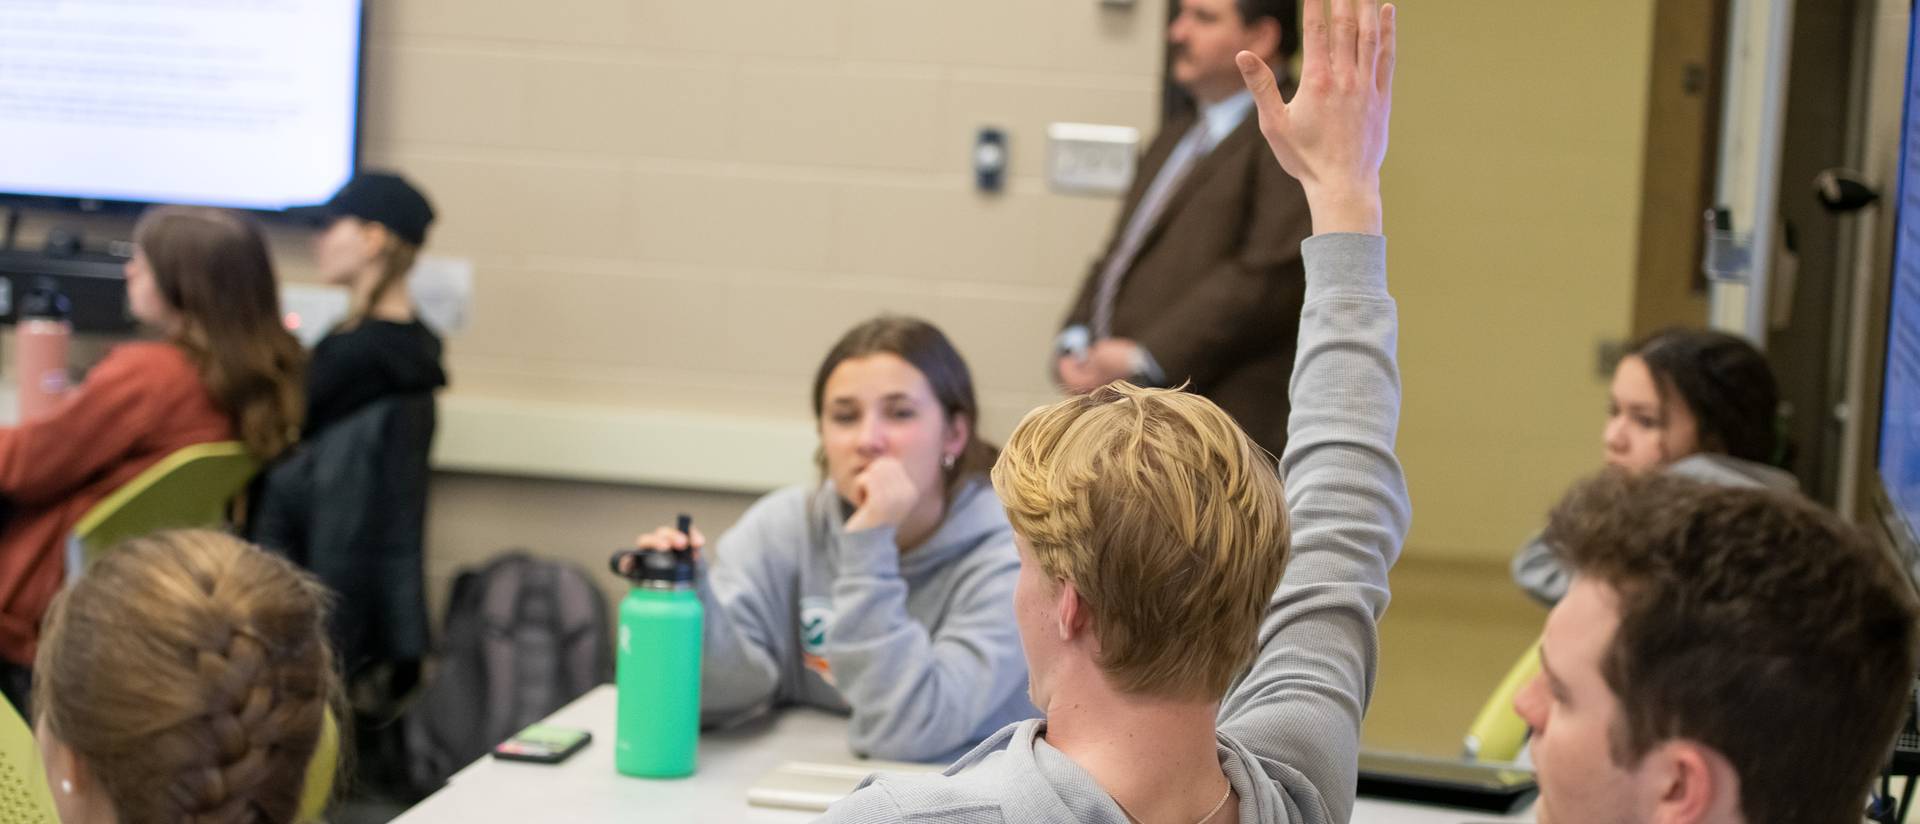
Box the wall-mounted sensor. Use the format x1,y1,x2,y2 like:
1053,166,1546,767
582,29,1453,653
975,127,1008,194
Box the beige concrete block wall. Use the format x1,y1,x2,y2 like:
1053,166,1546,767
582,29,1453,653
351,0,1168,590
358,0,1164,441
380,0,1656,579
5,1,1657,598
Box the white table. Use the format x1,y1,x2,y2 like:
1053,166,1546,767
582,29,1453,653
392,686,1533,824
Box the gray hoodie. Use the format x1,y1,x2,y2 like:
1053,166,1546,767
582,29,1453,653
1509,453,1801,606
818,232,1410,824
697,476,1038,763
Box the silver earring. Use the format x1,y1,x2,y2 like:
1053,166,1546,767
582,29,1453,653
60,780,71,795
943,454,957,470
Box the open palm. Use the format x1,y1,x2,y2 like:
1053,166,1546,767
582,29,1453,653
1238,0,1396,235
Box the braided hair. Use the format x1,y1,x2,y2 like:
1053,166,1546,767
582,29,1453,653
34,531,339,824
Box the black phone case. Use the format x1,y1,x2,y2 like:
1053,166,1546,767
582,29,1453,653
492,730,592,764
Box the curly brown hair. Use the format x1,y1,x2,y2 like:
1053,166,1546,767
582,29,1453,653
1545,471,1920,824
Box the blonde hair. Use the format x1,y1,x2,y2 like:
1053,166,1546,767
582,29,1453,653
34,530,339,824
342,230,420,331
992,383,1290,699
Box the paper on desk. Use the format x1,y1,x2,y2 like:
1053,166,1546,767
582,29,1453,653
747,759,943,812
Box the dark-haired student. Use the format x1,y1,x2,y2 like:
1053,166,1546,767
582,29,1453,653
1054,0,1311,461
1511,327,1794,605
1515,471,1918,824
623,316,1036,763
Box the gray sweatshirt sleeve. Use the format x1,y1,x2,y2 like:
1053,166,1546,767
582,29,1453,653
1509,531,1568,606
822,527,1029,762
1216,233,1410,824
696,490,804,724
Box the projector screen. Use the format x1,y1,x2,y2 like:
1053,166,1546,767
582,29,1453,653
1878,8,1920,553
0,0,363,211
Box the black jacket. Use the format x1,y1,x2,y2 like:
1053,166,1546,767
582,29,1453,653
307,319,447,437
251,394,435,672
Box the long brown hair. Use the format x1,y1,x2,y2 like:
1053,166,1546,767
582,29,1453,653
810,316,998,496
34,530,340,824
133,207,305,459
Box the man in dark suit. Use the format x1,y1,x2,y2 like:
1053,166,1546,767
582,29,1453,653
1055,0,1309,458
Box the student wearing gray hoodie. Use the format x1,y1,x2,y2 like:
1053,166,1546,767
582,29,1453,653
821,3,1403,821
1511,327,1792,606
625,317,1036,763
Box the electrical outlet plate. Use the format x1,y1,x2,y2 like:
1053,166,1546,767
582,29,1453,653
1047,123,1140,196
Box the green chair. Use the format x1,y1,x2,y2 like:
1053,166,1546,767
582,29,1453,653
297,706,340,823
0,696,59,824
66,441,258,579
1462,638,1542,762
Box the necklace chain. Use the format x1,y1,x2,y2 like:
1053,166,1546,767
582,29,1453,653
1112,782,1234,824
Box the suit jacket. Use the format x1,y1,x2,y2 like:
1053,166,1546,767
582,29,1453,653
250,393,436,673
0,343,233,665
1062,104,1311,458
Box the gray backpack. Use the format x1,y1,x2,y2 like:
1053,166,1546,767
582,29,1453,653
402,552,613,793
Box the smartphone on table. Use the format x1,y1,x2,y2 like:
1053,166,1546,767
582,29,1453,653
493,724,592,764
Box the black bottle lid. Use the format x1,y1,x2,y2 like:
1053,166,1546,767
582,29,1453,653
608,514,696,586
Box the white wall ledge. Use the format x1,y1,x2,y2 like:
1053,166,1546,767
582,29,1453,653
431,395,817,494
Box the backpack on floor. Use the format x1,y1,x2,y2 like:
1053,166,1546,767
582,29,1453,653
400,551,613,794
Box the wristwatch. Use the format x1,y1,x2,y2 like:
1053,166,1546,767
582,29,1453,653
1129,345,1166,386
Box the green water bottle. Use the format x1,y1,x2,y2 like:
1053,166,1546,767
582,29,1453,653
610,514,703,778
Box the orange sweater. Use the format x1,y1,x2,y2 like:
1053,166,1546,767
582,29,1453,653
0,342,232,665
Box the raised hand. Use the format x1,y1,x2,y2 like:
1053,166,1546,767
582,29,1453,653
1237,0,1396,235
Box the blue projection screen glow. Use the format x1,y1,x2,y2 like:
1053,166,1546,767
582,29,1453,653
1878,8,1920,545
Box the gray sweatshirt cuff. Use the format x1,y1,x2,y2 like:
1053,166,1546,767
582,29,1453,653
692,556,720,599
1302,233,1387,300
839,526,903,577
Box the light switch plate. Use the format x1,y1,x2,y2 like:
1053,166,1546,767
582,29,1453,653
409,255,474,336
1047,123,1140,196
